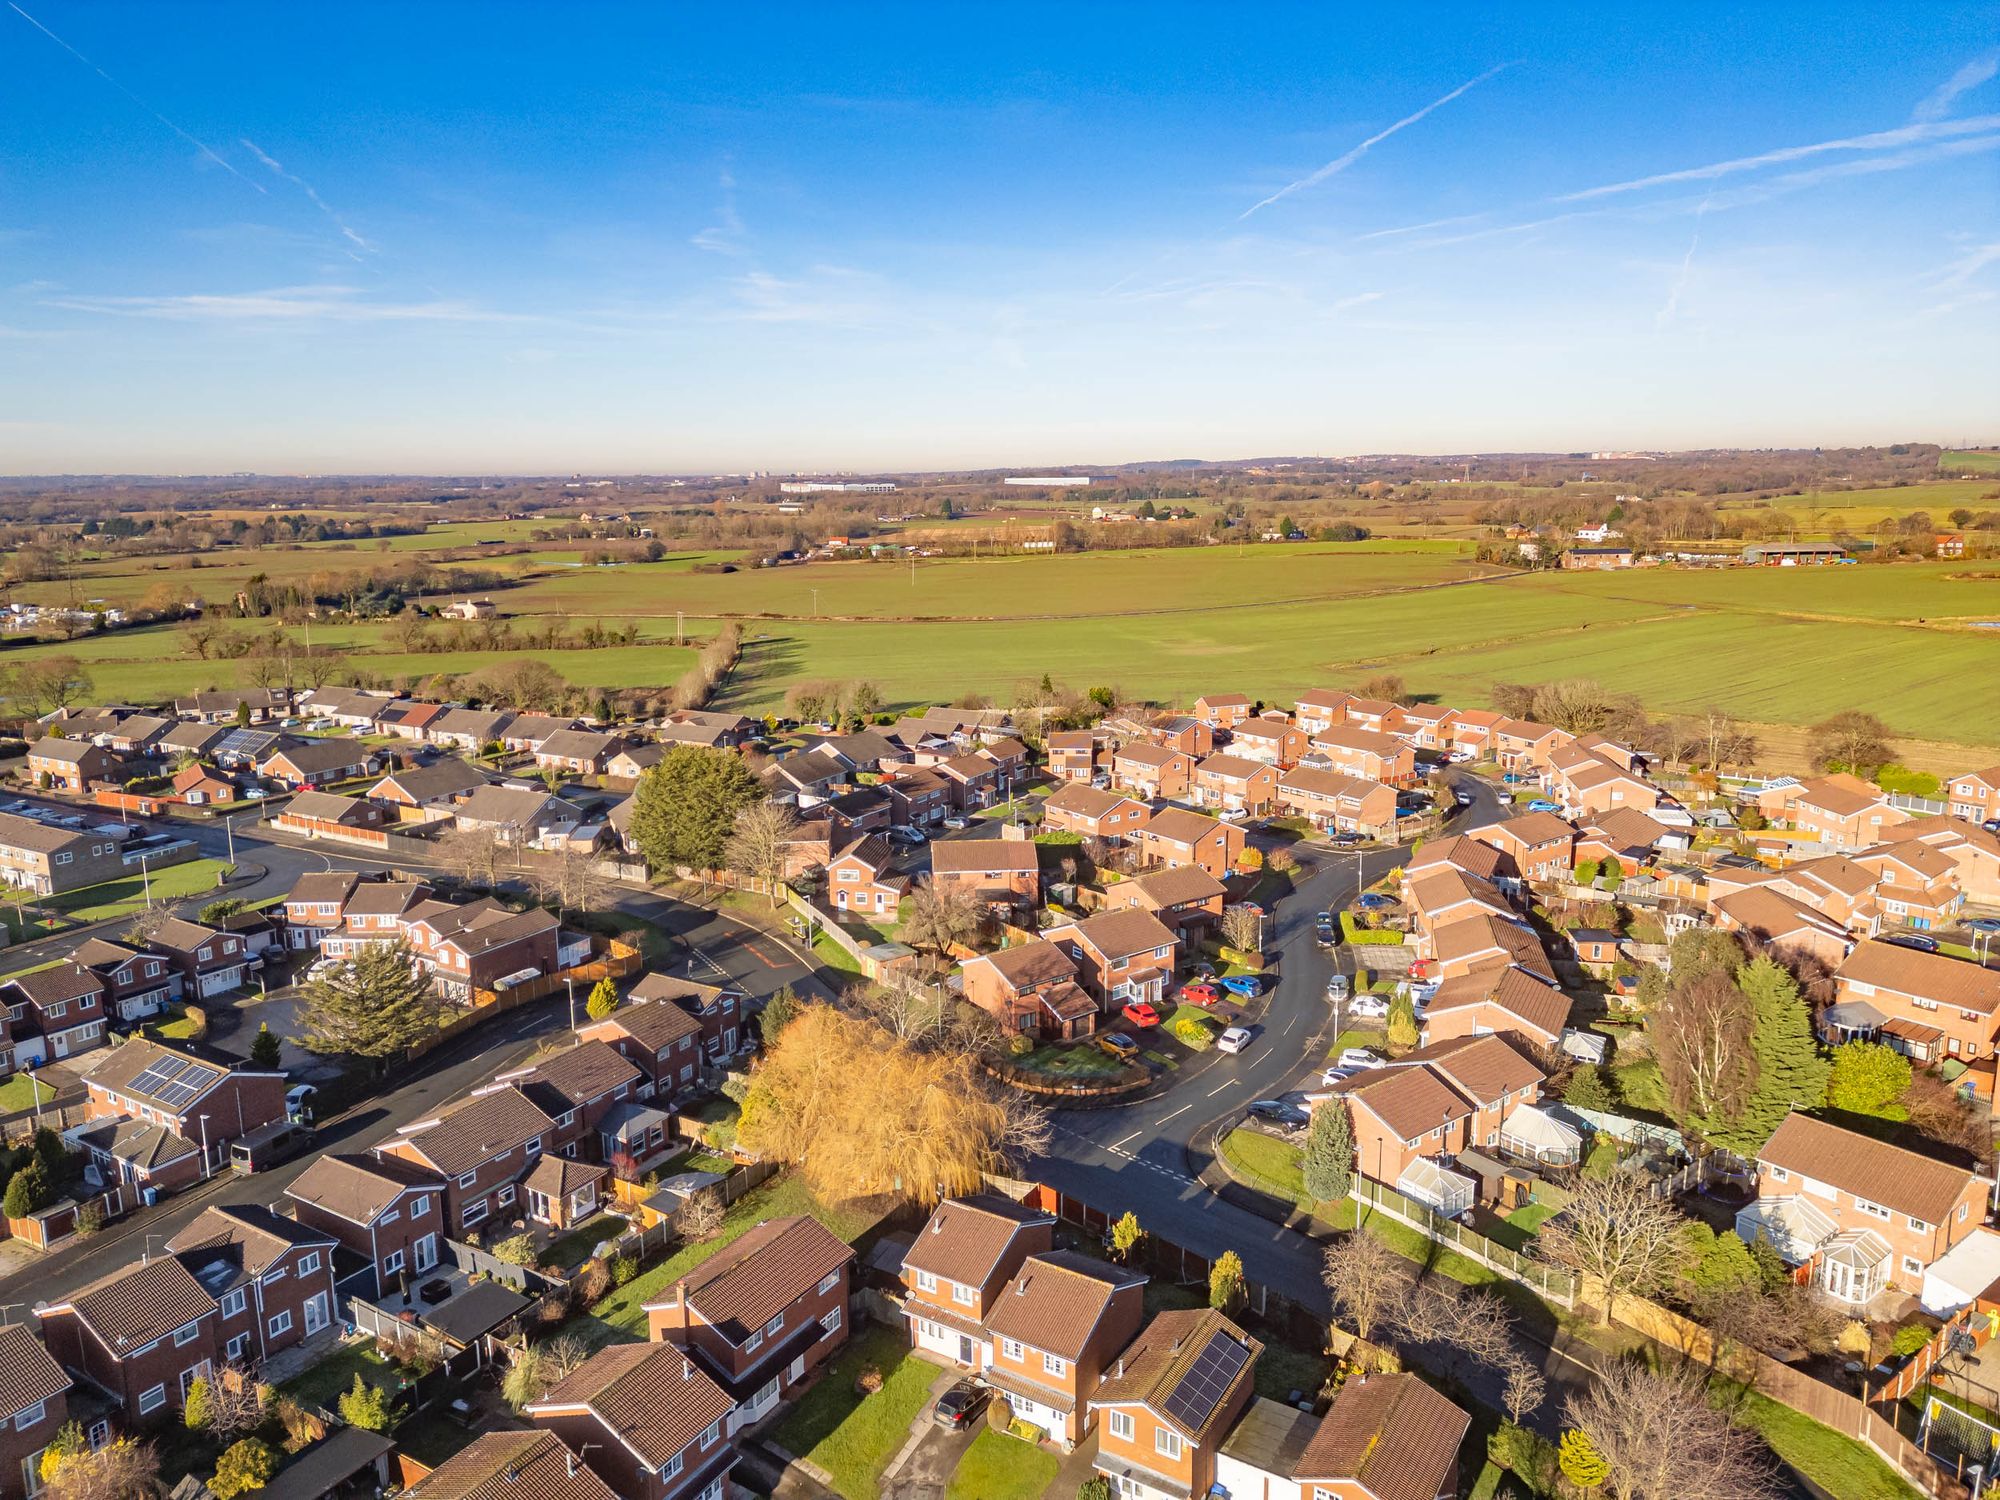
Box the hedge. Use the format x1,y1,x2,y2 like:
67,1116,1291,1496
1340,912,1404,945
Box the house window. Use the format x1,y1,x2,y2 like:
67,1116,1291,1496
744,1330,763,1355
1107,1410,1134,1442
821,1306,841,1335
225,1334,249,1362
299,1252,321,1275
1904,1256,1925,1277
173,1323,200,1347
461,1200,488,1228
456,1171,477,1189
14,1401,44,1431
700,1419,721,1449
914,1270,937,1293
1769,1166,1788,1183
952,1281,976,1307
660,1453,682,1480
261,1268,287,1286
497,1185,515,1207
411,1195,430,1217
383,1250,405,1276
1908,1216,1928,1232
1000,1337,1024,1361
764,1312,785,1338
221,1290,246,1319
138,1386,166,1416
1854,1198,1891,1221
1042,1352,1067,1377
268,1311,292,1338
380,1209,400,1227
1156,1428,1183,1461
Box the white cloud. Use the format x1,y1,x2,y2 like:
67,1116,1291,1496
44,284,528,324
1914,50,2000,122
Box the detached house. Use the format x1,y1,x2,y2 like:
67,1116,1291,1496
1042,784,1151,842
367,758,491,811
901,1194,1057,1370
1468,812,1574,883
825,833,906,916
1090,1308,1262,1500
1292,690,1353,736
1227,718,1305,768
1046,731,1100,783
146,917,246,1000
1307,726,1416,787
960,940,1097,1040
1738,1112,1989,1305
929,838,1041,912
0,1323,69,1500
77,1036,286,1186
525,1343,737,1500
257,740,372,790
1827,941,2000,1063
1946,767,2000,825
164,1204,338,1365
985,1250,1149,1447
376,1087,560,1235
1192,754,1280,816
1420,965,1571,1052
881,766,953,827
37,1256,219,1423
452,786,584,847
1276,769,1397,839
0,962,108,1068
644,1214,855,1427
1219,1372,1469,1500
1132,808,1243,879
1760,774,1909,850
1194,692,1253,729
1044,909,1178,1015
1113,744,1195,801
624,972,747,1067
534,729,623,776
577,991,707,1102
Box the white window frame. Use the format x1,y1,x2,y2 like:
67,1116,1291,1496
816,1269,840,1295
660,1452,683,1481
1156,1427,1183,1461
138,1385,166,1416
1107,1409,1135,1442
1043,1351,1067,1377
225,1333,250,1362
764,1312,784,1337
1000,1337,1024,1361
700,1419,721,1449
268,1310,292,1338
821,1306,841,1335
220,1289,246,1319
914,1269,937,1293
14,1401,44,1431
173,1323,199,1347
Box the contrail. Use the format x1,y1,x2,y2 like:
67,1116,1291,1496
1558,113,2000,201
1240,63,1516,219
7,1,263,190
1914,50,2000,123
241,138,373,251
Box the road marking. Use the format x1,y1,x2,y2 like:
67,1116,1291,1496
1111,1131,1142,1150
1207,1081,1233,1097
1159,1104,1190,1122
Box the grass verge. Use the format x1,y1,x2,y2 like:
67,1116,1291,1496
946,1427,1060,1500
770,1325,935,1500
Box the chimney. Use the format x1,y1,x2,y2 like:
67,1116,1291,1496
1115,1356,1124,1378
676,1277,688,1306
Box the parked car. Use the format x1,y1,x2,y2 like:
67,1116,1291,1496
1355,893,1394,911
1326,973,1351,1000
1885,932,1940,953
1248,1099,1308,1127
1217,807,1249,823
941,815,969,831
1336,1047,1384,1070
1181,982,1220,1006
1347,995,1389,1019
1097,1031,1141,1061
1501,772,1530,784
1314,915,1336,948
1120,1001,1162,1028
1220,975,1260,997
1327,831,1363,846
933,1381,990,1430
1447,749,1476,764
1526,798,1562,814
1968,918,2000,936
1216,1026,1253,1055
284,1083,317,1118
888,825,928,845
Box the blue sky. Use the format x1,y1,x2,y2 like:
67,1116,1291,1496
3,3,1995,473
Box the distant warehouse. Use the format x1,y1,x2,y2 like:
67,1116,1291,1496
1004,475,1098,487
1741,542,1853,566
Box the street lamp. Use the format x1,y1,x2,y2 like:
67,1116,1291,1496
565,976,576,1036
197,1114,212,1180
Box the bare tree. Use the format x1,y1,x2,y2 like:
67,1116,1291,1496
677,1190,726,1244
1649,971,1754,1129
1537,1171,1691,1325
1322,1230,1413,1342
1221,904,1262,953
528,842,611,920
724,799,799,906
1398,1283,1517,1386
900,877,985,958
1565,1359,1776,1500
1501,1353,1547,1426
1806,710,1895,776
438,823,507,888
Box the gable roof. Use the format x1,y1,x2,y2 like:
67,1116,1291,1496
388,1088,558,1176
1120,864,1228,907
455,785,581,829
649,1215,854,1343
1759,1112,1979,1225
1090,1307,1262,1439
1043,783,1146,821
525,1342,733,1469
0,1324,67,1422
1293,1372,1470,1498
969,939,1079,991
496,1040,642,1114
1405,834,1509,882
580,994,703,1052
49,1254,214,1348
168,1203,336,1277
929,839,1039,875
984,1249,1145,1362
1392,1033,1545,1106
1838,941,2000,1014
1140,808,1226,847
405,1430,618,1500
904,1194,1055,1288
1052,907,1178,961
289,1152,444,1225
262,740,369,775
1422,965,1571,1042
283,789,376,824
1337,1064,1475,1140
86,1035,235,1110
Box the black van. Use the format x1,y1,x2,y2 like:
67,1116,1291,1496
229,1119,316,1174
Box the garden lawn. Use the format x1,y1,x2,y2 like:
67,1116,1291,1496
590,1173,876,1339
152,1007,201,1041
1217,1128,1357,1227
1016,1042,1124,1079
770,1325,936,1500
46,858,232,922
0,1074,53,1112
1722,1384,1920,1500
946,1428,1060,1500
278,1339,397,1412
813,929,865,977
1167,1004,1219,1047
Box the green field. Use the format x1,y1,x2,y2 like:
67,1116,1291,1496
1941,451,2000,476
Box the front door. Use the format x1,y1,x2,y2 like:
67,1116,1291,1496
958,1335,976,1366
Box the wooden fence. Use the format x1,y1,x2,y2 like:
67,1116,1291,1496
464,937,643,1010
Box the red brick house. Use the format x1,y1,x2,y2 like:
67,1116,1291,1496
1468,812,1574,883
79,1036,286,1181
287,1152,446,1301
165,1204,339,1365
37,1256,219,1423
1041,785,1151,841
1420,964,1571,1051
645,1215,855,1428
1308,726,1416,787
929,838,1041,912
257,741,373,790
376,1087,560,1236
577,992,708,1102
525,1342,737,1500
1194,693,1253,729
144,917,247,1000
1226,718,1305,768
824,833,907,917
1131,808,1242,878
404,1431,618,1500
25,738,117,793
623,973,748,1070
0,961,109,1069
1113,744,1194,801
0,1324,67,1500
1043,909,1178,1014
1090,1309,1261,1500
1276,768,1397,838
983,1249,1149,1447
1045,731,1100,783
1191,754,1280,816
1101,864,1227,946
1828,940,2000,1062
901,1194,1057,1370
960,941,1097,1040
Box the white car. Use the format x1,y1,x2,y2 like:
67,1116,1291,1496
942,816,969,831
1320,1065,1357,1087
1346,995,1389,1019
1215,1026,1253,1055
1217,807,1248,823
1336,1047,1384,1070
1447,749,1476,764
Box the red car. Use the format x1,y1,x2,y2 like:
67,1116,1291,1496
1180,983,1219,1007
1120,1001,1162,1028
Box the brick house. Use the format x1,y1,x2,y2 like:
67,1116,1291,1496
1090,1309,1262,1500
170,764,238,806
1191,693,1253,729
1445,708,1505,760
1738,1112,1990,1304
401,897,562,999
145,917,247,999
375,1087,560,1236
1492,719,1570,772
1712,888,1855,972
533,729,624,776
0,1322,69,1500
936,753,1005,810
1467,812,1574,883
1041,785,1151,842
1191,754,1280,816
1946,767,2000,825
1332,1064,1476,1191
985,1250,1149,1448
482,1039,645,1160
26,738,119,793
1046,731,1100,783
165,1204,338,1365
1884,818,2000,907
500,715,579,753
1226,718,1305,768
271,789,390,840
1759,774,1909,850
403,1431,618,1500
901,1194,1057,1370
577,994,708,1102
80,1036,286,1180
824,833,907,916
882,766,954,827
525,1342,737,1500
1292,690,1353,737
929,838,1041,912
0,962,109,1068
286,1152,446,1301
451,786,584,847
1043,909,1178,1014
960,940,1097,1040
1827,940,2000,1062
1275,769,1398,838
1391,702,1461,752
1429,912,1556,984
1307,726,1416,787
1142,717,1213,760
425,708,516,752
37,1256,219,1423
0,814,131,897
644,1215,855,1428
366,759,491,811
1854,841,1965,930
1402,867,1518,957
1131,808,1242,879
1419,964,1571,1052
1219,1372,1469,1500
1113,744,1194,801
278,871,359,951
1101,864,1227,947
256,741,372,789
624,973,747,1069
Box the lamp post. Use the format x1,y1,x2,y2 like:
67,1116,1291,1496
565,976,576,1035
198,1113,212,1181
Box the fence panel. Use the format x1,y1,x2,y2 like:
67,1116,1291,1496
1350,1178,1578,1307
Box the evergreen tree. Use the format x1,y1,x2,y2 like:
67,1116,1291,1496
1561,1065,1617,1114
182,1377,216,1432
31,1127,68,1189
1386,992,1419,1051
2,1158,48,1219
1824,1040,1912,1118
584,977,619,1021
759,984,800,1043
1110,1211,1144,1264
299,940,442,1073
211,1438,279,1499
629,745,764,872
1558,1430,1609,1492
249,1023,283,1070
1715,957,1830,1155
1209,1250,1246,1313
337,1374,393,1432
1301,1102,1353,1203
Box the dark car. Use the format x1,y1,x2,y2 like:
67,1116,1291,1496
934,1381,989,1430
1314,916,1336,948
1885,932,1940,953
1327,831,1363,846
1248,1100,1309,1128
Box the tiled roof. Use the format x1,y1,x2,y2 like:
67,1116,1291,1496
524,1155,608,1200
1043,784,1144,820
69,1117,201,1170
1141,809,1224,846
1337,1065,1474,1142
1294,1372,1470,1499
86,1036,230,1109
284,790,375,823
168,1204,336,1277
6,961,105,1008
388,1089,557,1176
288,1153,443,1226
1422,965,1570,1042
1120,864,1227,907
502,1040,643,1112
984,1249,1144,1362
527,1342,734,1470
1053,908,1178,961
975,940,1079,991
1090,1308,1262,1439
263,740,368,775
0,1324,67,1420
650,1215,854,1344
1392,1034,1545,1106
0,814,89,855
930,840,1039,874
1115,744,1184,769
1759,1112,1977,1226
582,994,703,1052
405,1430,619,1500
54,1255,215,1349
455,786,578,829
1404,835,1508,882
285,872,359,907
904,1194,1055,1288
1839,941,2000,1014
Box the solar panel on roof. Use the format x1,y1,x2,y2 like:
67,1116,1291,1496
1160,1330,1251,1433
131,1057,193,1096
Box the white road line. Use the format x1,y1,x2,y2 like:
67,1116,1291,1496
1207,1081,1233,1097
1159,1104,1190,1123
1111,1132,1142,1150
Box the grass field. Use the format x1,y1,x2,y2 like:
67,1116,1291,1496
47,858,232,922
1943,451,2000,475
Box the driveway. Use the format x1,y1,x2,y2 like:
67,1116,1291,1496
879,1366,982,1500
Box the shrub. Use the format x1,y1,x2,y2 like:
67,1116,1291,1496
1489,1423,1559,1491
611,1254,638,1286
1006,1033,1034,1057
210,1438,280,1499
337,1374,392,1432
575,1259,613,1304
183,1376,217,1432
1077,1479,1113,1500
1562,1065,1617,1113
1209,1250,1245,1313
1573,859,1601,884
492,1234,538,1267
71,1199,103,1238
1892,1322,1935,1357
1172,1017,1213,1048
